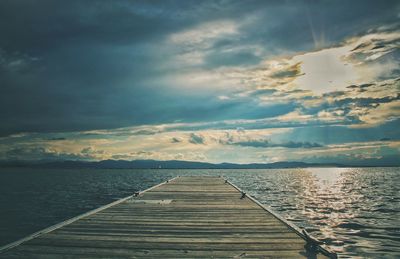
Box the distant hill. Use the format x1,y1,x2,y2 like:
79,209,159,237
0,159,344,169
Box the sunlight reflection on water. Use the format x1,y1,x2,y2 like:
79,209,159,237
225,167,400,258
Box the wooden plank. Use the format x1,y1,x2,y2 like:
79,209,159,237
5,245,311,258
55,227,293,235
52,231,300,239
0,176,334,258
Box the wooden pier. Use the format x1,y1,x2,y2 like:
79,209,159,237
0,176,336,258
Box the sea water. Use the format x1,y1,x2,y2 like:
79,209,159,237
0,168,399,258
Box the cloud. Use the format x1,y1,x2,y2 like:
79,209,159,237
48,137,67,141
169,20,238,49
221,138,323,149
0,1,399,165
2,146,82,161
0,125,398,164
299,141,400,166
188,133,205,144
347,30,400,62
171,137,182,143
0,48,39,73
0,1,399,137
80,146,107,160
205,48,262,68
349,99,400,127
112,151,154,160
270,62,303,79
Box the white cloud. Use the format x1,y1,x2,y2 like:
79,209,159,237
350,100,400,127
169,20,238,49
277,109,313,122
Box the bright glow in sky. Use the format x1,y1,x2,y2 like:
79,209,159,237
293,46,360,94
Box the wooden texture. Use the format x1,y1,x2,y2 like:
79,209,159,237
0,176,330,258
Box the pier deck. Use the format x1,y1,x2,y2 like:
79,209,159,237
0,176,334,258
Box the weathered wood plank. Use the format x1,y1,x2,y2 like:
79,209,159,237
5,245,311,258
52,231,300,239
18,239,308,251
55,227,293,234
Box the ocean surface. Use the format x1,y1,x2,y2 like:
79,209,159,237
0,167,399,258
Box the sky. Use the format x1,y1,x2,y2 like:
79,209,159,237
0,0,399,165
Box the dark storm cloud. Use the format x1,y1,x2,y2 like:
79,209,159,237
230,0,400,52
0,0,208,136
0,0,399,137
0,0,193,52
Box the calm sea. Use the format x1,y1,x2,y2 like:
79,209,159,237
0,168,399,258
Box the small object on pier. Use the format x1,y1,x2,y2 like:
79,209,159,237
225,179,228,183
133,191,140,197
302,229,323,248
240,191,246,199
166,180,169,183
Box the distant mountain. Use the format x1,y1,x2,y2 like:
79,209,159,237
0,159,344,169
